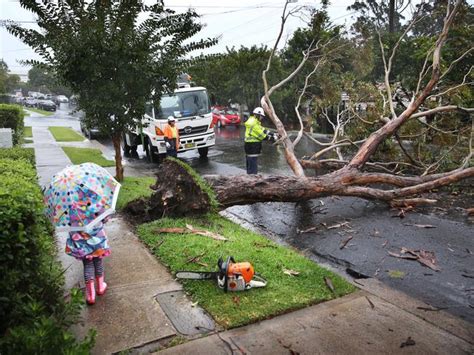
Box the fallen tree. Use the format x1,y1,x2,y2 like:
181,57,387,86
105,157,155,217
125,0,472,220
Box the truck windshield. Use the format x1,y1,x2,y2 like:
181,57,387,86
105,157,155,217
155,90,210,119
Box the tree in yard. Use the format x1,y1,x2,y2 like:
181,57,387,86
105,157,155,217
0,60,20,94
5,1,215,181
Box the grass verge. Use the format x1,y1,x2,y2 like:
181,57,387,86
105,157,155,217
22,126,33,144
137,214,356,329
49,126,85,142
24,126,32,138
62,147,115,167
25,107,55,116
116,176,156,210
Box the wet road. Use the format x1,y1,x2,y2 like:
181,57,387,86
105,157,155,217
30,110,474,323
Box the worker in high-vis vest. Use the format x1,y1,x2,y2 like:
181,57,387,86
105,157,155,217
244,107,279,174
164,116,180,158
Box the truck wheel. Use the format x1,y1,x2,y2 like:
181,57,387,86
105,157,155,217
145,139,157,163
198,147,208,158
121,133,131,156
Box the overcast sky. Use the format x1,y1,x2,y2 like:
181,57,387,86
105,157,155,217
0,0,355,76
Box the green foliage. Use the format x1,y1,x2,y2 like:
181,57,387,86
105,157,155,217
0,158,37,182
0,154,94,353
6,2,216,135
25,107,55,116
27,65,72,97
0,104,24,145
0,60,20,94
48,126,84,142
62,147,115,167
189,46,277,109
6,1,216,178
138,214,355,328
0,147,35,165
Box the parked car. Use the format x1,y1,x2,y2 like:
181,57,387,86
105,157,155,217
212,106,241,128
79,114,101,139
37,99,57,111
56,95,69,103
24,98,38,107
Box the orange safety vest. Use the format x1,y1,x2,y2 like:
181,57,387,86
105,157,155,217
163,124,180,149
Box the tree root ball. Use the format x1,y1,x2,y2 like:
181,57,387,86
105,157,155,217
123,159,213,223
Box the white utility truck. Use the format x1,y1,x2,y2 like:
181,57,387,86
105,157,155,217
123,80,216,163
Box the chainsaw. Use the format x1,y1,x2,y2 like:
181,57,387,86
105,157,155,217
175,256,267,292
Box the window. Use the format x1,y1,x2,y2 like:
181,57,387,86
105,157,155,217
155,90,210,120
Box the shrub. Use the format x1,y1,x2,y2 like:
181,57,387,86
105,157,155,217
0,157,94,353
0,104,24,146
0,158,37,182
0,147,35,165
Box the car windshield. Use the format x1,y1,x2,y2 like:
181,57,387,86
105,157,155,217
225,109,236,115
155,90,210,119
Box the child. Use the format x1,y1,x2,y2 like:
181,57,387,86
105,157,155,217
66,220,111,305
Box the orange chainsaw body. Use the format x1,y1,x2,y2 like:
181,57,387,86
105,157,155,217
227,262,254,283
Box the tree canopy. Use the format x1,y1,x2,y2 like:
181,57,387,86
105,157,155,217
6,0,216,181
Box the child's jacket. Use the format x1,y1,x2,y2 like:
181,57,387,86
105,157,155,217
66,223,110,260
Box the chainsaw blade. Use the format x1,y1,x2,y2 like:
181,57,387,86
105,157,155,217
175,271,218,280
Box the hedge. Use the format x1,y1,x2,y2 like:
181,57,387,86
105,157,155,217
0,104,24,146
0,147,35,165
0,150,94,353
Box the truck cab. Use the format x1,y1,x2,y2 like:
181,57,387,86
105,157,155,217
123,85,216,163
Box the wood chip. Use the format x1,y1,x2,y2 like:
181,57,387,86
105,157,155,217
324,276,335,293
297,226,318,234
154,225,228,241
365,296,375,309
283,268,300,276
400,336,416,348
326,221,350,230
404,223,436,229
339,235,353,249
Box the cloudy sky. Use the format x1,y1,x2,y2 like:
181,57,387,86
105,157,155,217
0,0,355,76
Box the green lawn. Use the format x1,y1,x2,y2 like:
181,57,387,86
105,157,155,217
22,126,33,144
116,176,156,210
23,110,30,116
49,126,85,142
26,107,55,116
137,214,356,329
62,147,115,167
24,126,32,138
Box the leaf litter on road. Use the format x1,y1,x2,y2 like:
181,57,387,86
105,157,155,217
389,248,440,271
339,235,353,249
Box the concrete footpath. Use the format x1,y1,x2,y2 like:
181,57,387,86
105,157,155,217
32,125,473,354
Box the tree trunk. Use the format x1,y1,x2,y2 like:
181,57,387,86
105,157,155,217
122,160,474,221
112,132,124,182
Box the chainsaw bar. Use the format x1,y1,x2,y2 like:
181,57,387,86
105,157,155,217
175,271,218,280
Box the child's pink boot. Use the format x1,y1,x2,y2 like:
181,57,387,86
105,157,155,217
96,276,107,296
85,280,96,305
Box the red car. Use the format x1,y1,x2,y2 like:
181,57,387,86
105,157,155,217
212,106,241,128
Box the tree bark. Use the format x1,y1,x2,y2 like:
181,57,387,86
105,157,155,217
112,132,124,182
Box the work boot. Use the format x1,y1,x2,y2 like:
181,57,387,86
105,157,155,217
85,280,96,305
96,275,107,296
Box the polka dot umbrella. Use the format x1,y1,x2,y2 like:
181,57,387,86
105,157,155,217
43,163,121,232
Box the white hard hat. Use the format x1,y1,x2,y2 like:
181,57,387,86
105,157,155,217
167,116,176,122
253,107,265,117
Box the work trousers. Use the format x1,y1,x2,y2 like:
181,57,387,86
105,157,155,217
246,155,258,174
166,148,177,158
